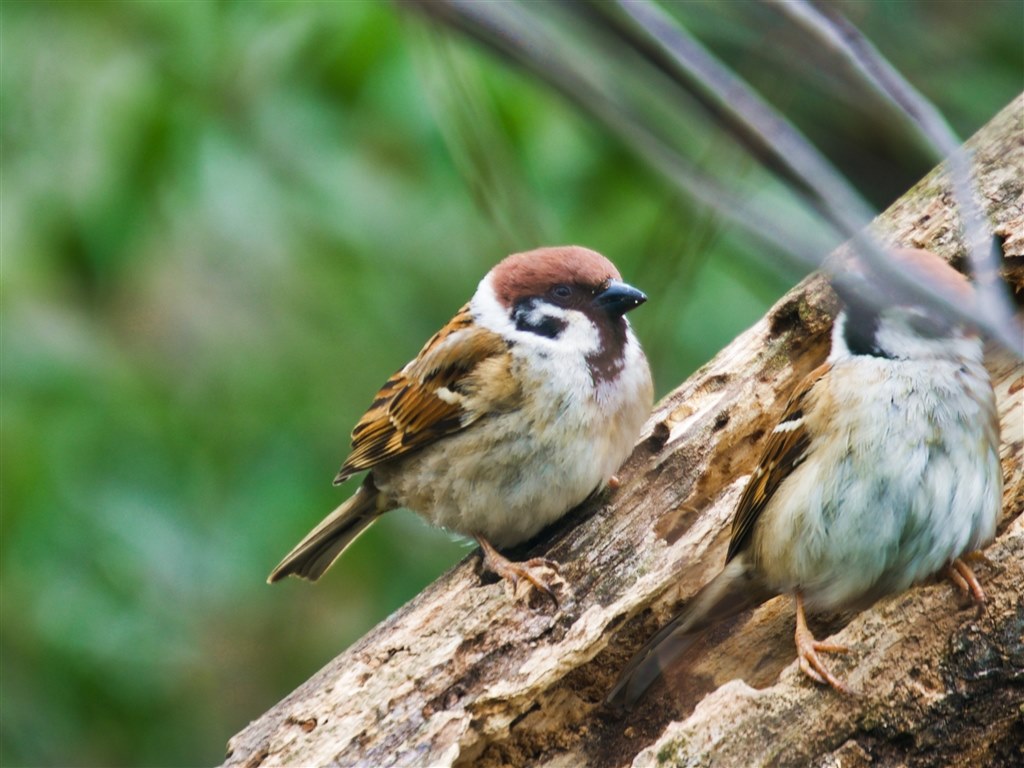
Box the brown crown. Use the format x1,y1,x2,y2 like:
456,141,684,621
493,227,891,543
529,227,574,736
888,248,974,304
490,246,622,308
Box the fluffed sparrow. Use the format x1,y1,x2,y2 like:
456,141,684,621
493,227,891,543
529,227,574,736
607,248,1002,707
270,245,654,605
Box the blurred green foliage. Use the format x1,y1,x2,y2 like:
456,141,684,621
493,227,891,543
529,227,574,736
1,1,1019,766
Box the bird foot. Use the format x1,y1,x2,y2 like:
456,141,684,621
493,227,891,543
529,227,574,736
795,593,851,693
476,537,564,609
946,556,987,609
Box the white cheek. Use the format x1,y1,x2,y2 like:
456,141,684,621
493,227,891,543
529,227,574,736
471,275,603,355
553,309,602,354
511,312,597,391
471,274,516,335
827,312,852,363
831,308,984,365
503,302,603,356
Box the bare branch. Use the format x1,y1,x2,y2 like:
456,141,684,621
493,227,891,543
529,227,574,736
768,0,1017,355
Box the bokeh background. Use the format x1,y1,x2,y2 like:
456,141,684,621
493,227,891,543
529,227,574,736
2,1,1020,765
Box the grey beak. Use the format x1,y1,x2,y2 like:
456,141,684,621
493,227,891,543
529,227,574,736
594,280,647,317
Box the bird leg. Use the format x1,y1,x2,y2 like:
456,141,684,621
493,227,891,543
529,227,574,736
475,536,563,608
946,555,987,605
794,592,850,693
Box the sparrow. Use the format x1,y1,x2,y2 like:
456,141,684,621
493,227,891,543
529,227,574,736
607,248,1002,708
269,245,654,605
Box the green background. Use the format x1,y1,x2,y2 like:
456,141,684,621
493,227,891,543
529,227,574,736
2,1,1020,765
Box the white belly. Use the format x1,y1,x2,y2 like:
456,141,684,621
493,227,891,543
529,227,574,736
375,336,652,548
752,356,1001,610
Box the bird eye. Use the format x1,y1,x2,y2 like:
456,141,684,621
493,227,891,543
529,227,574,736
551,284,573,300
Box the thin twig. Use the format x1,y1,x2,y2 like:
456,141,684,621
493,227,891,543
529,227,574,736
768,0,1016,347
614,0,1021,354
404,0,1023,355
410,0,837,262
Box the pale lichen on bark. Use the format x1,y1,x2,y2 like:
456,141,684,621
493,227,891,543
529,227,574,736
223,94,1024,768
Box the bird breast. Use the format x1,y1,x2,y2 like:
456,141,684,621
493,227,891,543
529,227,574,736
373,327,652,548
750,353,1001,610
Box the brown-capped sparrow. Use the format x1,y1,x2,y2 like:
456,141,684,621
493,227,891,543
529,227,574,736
607,248,1002,708
269,246,654,605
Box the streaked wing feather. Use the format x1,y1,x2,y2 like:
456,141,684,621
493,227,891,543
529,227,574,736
335,305,511,482
726,363,830,562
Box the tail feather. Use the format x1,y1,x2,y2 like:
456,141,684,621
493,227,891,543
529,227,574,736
268,478,388,583
606,557,771,710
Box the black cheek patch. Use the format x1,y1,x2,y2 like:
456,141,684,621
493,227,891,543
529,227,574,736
513,300,567,339
843,302,894,359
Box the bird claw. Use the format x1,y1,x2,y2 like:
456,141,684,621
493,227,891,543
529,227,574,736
506,560,563,608
796,634,851,693
794,593,851,694
476,538,564,609
946,556,986,613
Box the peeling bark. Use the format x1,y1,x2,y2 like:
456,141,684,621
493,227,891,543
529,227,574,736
223,94,1024,768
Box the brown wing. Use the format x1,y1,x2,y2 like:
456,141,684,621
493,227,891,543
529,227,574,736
726,363,830,562
334,304,515,483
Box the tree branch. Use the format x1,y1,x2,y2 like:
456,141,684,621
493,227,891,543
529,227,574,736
223,93,1024,768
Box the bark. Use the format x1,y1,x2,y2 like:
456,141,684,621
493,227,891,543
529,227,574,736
223,94,1024,768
